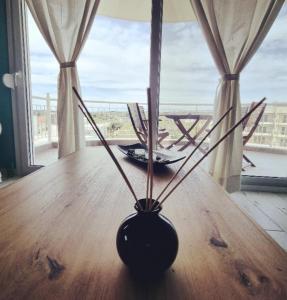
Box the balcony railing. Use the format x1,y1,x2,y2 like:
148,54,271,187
32,93,287,151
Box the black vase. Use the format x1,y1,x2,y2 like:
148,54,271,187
116,199,178,276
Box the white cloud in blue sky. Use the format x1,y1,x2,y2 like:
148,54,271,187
28,4,287,105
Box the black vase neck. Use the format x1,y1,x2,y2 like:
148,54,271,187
135,198,162,214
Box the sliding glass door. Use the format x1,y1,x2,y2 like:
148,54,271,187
240,5,287,191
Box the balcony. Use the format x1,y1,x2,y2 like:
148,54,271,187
32,94,287,178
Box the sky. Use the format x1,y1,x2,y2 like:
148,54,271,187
28,4,287,105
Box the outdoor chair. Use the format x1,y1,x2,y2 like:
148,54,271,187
127,103,169,148
242,101,267,170
138,105,168,134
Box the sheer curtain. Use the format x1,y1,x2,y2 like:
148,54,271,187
190,0,284,192
27,0,100,158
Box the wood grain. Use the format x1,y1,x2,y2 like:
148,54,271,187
0,147,286,300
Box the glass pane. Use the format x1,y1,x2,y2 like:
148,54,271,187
78,13,151,141
159,16,217,158
240,6,287,178
27,8,58,165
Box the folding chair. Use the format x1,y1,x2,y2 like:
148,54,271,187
127,103,169,148
242,101,267,169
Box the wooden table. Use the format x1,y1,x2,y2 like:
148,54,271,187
0,147,286,300
165,113,212,151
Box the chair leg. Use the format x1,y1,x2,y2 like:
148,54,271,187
243,154,256,167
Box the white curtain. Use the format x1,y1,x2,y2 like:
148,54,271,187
27,0,100,158
190,0,284,192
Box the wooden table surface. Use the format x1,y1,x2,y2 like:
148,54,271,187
0,147,286,300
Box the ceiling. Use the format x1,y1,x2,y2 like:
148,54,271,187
97,0,196,22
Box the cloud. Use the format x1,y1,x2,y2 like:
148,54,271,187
28,6,287,104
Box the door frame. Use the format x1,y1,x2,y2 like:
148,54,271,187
5,0,41,176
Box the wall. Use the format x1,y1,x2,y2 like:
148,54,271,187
0,0,16,174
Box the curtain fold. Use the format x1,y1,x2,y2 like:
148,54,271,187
27,0,100,158
190,0,284,192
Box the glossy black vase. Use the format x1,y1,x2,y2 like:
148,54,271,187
116,199,178,276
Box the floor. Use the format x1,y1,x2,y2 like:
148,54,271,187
243,150,287,177
230,191,287,251
1,146,286,252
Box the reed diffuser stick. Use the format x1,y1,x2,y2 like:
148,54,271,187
154,106,233,205
78,103,141,207
154,97,266,209
147,88,154,210
145,151,150,211
73,87,143,210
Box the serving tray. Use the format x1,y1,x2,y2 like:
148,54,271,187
117,143,186,165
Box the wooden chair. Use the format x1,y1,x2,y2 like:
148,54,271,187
127,103,169,148
242,101,267,169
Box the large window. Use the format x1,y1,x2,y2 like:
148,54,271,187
27,2,286,182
